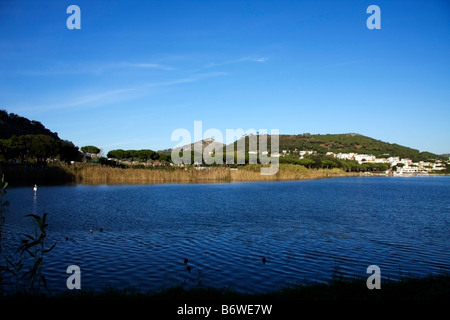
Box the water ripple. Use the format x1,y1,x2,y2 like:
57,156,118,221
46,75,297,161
2,177,450,294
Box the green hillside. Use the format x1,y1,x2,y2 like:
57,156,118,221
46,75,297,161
0,110,79,163
0,110,59,139
277,133,437,161
231,133,438,161
0,109,441,165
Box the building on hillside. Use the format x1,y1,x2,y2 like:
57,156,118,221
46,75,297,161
299,150,316,159
387,157,400,166
374,158,390,164
433,161,446,171
400,158,413,166
335,153,355,160
354,154,376,164
395,166,428,175
271,153,280,157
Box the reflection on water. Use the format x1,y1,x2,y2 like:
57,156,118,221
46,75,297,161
2,176,450,294
32,193,38,215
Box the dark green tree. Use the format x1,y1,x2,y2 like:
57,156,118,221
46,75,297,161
321,159,338,169
298,158,315,168
81,145,101,155
57,140,79,163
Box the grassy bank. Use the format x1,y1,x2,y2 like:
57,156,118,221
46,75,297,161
68,163,353,184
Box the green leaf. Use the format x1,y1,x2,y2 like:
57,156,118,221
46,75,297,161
23,234,35,240
25,248,36,258
26,257,43,289
41,212,47,224
17,239,40,255
41,275,50,293
25,214,45,231
43,242,56,254
20,269,32,280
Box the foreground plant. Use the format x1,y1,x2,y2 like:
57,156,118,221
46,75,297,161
0,174,10,291
16,212,56,294
0,174,56,296
0,174,9,240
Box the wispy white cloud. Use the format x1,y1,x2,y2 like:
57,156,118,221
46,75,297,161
13,72,228,114
20,55,265,77
119,62,175,71
248,57,268,63
203,56,268,68
22,60,175,76
140,71,228,88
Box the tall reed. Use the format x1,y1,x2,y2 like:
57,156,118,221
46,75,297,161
69,163,352,184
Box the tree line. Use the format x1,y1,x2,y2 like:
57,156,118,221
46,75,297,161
106,149,171,162
0,134,79,163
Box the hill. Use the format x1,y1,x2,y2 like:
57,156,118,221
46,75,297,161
0,110,78,164
158,138,225,156
0,110,59,140
231,133,439,161
0,109,441,164
173,137,225,153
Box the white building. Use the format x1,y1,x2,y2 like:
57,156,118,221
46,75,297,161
396,166,423,174
354,154,376,164
374,158,390,164
299,150,317,159
433,162,446,171
387,157,400,166
336,153,355,160
400,158,413,166
271,153,280,157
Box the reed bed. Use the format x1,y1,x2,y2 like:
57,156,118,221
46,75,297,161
70,163,352,184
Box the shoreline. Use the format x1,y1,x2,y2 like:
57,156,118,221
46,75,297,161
2,162,448,187
2,163,357,186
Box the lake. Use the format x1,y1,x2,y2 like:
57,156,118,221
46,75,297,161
1,176,449,294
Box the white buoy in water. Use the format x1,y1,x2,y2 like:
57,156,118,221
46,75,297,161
33,184,37,196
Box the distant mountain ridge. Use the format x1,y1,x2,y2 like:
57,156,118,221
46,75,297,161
167,133,440,162
175,137,225,152
0,110,441,162
273,133,438,161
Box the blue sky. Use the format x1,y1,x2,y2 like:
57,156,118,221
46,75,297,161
1,0,449,154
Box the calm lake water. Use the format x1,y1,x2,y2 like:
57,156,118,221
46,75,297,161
2,176,450,294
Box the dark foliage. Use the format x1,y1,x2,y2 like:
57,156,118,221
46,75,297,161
0,110,79,164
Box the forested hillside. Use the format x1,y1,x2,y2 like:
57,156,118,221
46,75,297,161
231,133,438,161
277,133,437,161
0,110,79,163
0,110,59,139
